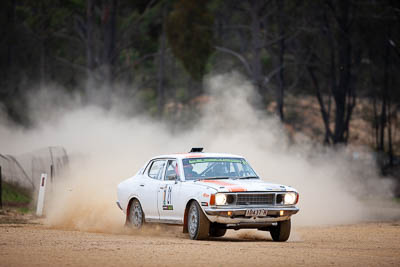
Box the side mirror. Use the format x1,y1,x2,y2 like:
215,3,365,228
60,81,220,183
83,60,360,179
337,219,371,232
167,173,177,181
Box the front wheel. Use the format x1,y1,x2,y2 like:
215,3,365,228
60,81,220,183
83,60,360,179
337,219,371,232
187,201,210,240
126,199,144,229
270,219,291,242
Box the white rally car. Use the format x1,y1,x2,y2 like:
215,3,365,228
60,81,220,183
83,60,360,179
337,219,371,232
117,148,299,241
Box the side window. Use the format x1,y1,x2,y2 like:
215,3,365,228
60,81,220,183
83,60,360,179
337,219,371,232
148,160,166,180
164,160,180,180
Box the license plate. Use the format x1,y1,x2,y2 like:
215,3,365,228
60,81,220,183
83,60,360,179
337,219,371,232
245,209,268,217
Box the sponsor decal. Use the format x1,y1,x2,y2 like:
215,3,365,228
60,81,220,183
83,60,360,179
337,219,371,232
199,180,247,192
188,158,244,164
163,205,173,210
163,185,173,209
201,202,208,206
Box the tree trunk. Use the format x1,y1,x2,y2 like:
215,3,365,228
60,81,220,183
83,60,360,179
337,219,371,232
3,0,23,124
40,41,46,89
249,0,264,100
276,0,285,121
333,12,348,142
102,0,118,87
308,65,333,144
379,40,390,152
4,0,16,88
372,97,379,150
157,3,167,117
330,0,356,144
86,0,96,88
7,0,16,73
388,98,394,166
381,36,393,166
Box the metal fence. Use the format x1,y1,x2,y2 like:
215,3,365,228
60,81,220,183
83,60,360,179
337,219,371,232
0,146,69,194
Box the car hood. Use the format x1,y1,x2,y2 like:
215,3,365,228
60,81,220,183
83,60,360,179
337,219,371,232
191,178,296,192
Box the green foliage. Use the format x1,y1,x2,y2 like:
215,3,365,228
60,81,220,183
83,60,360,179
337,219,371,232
176,86,189,101
18,207,31,214
1,182,31,205
261,50,272,70
120,1,163,56
138,87,159,116
17,0,74,37
166,0,214,80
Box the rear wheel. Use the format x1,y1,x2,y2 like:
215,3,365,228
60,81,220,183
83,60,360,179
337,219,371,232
270,219,291,242
126,199,144,229
209,227,227,237
187,201,210,240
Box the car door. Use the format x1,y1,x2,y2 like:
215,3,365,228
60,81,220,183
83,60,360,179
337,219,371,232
157,159,184,223
140,159,166,221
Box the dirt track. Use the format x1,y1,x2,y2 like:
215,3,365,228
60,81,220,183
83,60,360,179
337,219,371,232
1,218,400,267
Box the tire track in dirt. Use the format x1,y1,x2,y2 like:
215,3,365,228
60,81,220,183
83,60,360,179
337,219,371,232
0,221,399,266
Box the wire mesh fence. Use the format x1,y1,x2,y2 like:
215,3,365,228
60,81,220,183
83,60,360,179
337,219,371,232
0,146,69,194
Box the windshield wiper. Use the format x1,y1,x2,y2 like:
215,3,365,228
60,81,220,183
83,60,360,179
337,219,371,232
196,176,231,181
238,176,259,179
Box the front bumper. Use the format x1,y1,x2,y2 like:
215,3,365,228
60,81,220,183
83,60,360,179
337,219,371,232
204,206,299,225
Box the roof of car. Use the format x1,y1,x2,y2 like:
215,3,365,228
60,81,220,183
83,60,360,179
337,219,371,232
152,152,245,160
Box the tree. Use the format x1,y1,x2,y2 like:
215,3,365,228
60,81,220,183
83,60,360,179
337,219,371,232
360,0,400,165
166,0,214,82
213,0,302,120
157,1,168,116
0,0,72,124
213,0,272,103
305,0,361,145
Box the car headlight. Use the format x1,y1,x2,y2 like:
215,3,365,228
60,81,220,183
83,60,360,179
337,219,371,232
284,192,298,205
215,193,227,205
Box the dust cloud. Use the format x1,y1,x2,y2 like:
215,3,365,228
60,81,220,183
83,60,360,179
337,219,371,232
0,72,399,235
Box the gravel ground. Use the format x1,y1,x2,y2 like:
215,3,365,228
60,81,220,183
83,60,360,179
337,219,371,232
0,217,399,267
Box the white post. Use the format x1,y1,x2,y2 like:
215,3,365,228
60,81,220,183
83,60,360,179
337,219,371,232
36,173,48,216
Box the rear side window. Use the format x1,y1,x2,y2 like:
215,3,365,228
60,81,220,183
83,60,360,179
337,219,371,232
164,160,180,180
148,160,166,180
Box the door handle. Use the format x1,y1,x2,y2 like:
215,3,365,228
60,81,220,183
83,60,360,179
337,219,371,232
160,187,164,189
140,184,145,187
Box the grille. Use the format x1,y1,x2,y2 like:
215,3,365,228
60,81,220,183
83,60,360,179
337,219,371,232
236,194,274,205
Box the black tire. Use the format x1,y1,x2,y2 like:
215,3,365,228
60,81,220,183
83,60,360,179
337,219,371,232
209,227,227,237
270,219,291,242
187,201,210,240
126,199,144,229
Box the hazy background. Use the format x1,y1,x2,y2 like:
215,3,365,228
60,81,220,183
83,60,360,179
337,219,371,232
1,73,399,233
1,0,400,233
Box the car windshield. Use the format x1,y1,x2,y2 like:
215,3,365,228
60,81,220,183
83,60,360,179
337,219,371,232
182,157,258,181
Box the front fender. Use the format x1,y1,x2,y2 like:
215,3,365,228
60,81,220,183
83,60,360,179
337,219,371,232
181,187,217,231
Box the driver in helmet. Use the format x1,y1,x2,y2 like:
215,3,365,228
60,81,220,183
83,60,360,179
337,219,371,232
183,163,198,179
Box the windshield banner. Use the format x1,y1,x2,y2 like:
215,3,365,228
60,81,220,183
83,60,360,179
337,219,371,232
187,158,246,164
